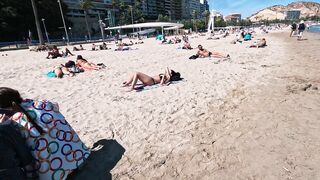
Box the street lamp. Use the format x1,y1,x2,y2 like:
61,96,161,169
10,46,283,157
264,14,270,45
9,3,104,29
30,0,44,44
98,13,105,42
57,0,69,44
68,27,72,42
129,5,134,32
41,18,50,43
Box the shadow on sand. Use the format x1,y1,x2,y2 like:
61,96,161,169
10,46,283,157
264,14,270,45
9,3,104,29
67,139,125,180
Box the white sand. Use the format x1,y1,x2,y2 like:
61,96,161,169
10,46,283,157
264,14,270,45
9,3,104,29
1,30,320,179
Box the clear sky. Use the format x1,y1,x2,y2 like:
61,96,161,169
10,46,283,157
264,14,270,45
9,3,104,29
208,0,320,18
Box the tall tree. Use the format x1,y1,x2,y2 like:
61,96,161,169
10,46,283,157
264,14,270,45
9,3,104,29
80,0,94,41
0,0,71,42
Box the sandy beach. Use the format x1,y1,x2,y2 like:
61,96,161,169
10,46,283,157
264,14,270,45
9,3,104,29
1,30,320,179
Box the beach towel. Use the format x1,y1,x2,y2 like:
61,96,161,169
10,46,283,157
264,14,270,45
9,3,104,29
11,99,90,180
134,81,182,92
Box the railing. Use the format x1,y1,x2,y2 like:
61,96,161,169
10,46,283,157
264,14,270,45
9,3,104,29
0,36,115,51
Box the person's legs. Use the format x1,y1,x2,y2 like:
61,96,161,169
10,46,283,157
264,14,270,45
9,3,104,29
47,52,53,58
211,51,228,58
129,72,154,90
65,48,74,56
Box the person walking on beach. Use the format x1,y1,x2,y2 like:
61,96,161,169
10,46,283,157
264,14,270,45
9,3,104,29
297,20,306,40
290,22,297,37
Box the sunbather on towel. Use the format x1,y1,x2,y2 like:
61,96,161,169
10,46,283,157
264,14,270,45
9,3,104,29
76,55,100,71
197,44,230,58
122,67,182,91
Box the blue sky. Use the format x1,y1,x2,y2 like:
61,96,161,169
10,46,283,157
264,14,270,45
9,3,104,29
208,0,320,18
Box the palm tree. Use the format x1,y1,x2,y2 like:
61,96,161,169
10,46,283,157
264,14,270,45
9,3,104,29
80,0,93,41
30,0,44,44
202,10,210,27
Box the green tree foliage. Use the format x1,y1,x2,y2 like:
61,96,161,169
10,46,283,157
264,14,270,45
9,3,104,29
112,0,144,26
0,0,71,42
80,0,94,40
156,14,170,22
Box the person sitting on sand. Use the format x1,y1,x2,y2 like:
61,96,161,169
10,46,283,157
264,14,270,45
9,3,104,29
99,42,109,50
46,45,61,59
76,55,101,71
0,114,35,179
182,40,192,50
248,38,267,48
122,67,182,91
197,45,230,58
92,44,97,51
0,87,90,179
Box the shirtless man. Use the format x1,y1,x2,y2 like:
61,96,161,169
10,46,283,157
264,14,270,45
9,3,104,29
46,45,62,59
197,45,230,58
248,38,267,48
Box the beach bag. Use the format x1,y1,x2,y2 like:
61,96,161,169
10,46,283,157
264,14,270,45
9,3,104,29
11,99,90,180
189,54,199,60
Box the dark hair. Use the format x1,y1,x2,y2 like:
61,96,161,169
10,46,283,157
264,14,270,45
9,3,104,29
0,87,44,134
0,87,22,108
77,55,83,60
65,61,75,68
170,70,182,81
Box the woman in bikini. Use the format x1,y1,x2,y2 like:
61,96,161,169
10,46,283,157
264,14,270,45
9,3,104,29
123,67,178,91
76,55,100,71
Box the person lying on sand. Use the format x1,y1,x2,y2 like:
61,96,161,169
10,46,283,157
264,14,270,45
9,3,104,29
197,45,230,58
248,38,267,48
76,55,104,71
46,45,61,59
73,45,84,51
53,65,75,78
122,67,182,91
117,40,134,47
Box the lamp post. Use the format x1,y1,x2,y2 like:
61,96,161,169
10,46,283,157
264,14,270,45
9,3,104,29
129,5,134,32
68,27,72,42
41,18,50,43
98,13,105,42
30,0,44,44
57,0,69,44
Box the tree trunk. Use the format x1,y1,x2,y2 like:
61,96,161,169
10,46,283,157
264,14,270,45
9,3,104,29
30,0,44,44
84,11,91,41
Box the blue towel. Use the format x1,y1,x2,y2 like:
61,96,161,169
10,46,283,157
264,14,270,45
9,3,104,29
47,71,56,78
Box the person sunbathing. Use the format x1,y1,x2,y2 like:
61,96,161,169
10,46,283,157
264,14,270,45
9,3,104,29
76,55,100,70
46,45,61,59
53,65,75,78
197,45,230,58
122,67,182,91
248,38,267,48
73,44,85,51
